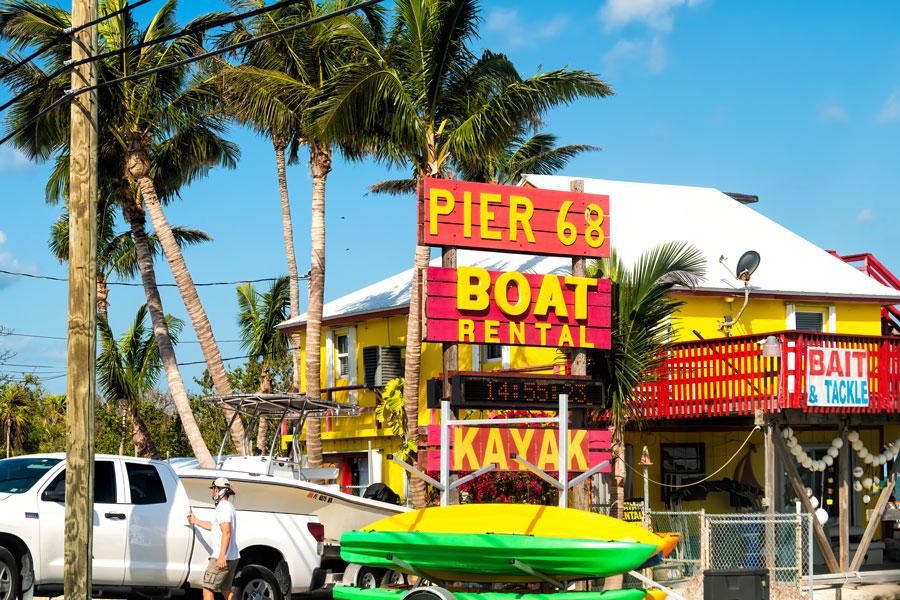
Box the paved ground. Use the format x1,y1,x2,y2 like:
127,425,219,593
809,585,900,600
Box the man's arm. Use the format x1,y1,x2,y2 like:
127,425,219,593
217,522,232,569
187,512,212,531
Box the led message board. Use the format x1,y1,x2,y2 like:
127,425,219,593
426,373,607,410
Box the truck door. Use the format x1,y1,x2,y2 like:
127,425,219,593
122,462,192,586
38,460,128,584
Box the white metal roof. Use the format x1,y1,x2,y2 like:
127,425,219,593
277,176,900,330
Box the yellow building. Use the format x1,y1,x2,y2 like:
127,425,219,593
277,176,900,568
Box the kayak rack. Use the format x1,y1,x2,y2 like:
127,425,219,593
507,560,564,589
387,554,448,589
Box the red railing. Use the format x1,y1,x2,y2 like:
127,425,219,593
832,252,900,334
642,330,900,418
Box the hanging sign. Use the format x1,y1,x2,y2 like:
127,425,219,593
423,266,611,349
806,347,869,408
417,178,610,257
423,425,611,473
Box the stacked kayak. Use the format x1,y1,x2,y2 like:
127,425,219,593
338,504,680,598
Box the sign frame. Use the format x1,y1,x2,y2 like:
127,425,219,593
427,372,607,410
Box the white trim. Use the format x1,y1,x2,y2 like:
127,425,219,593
325,330,335,390
347,326,358,405
828,305,836,332
786,304,797,330
501,346,511,370
472,344,482,371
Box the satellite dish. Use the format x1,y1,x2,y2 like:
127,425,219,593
735,250,760,281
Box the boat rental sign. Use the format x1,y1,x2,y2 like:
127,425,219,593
806,347,869,407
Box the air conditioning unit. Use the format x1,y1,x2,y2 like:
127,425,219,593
362,346,403,387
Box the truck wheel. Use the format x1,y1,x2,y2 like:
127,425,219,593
380,570,408,586
0,547,20,600
233,565,282,600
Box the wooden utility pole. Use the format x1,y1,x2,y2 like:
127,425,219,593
569,179,590,513
65,0,98,599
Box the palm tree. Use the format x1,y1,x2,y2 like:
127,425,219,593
49,190,212,319
585,242,706,521
236,276,291,454
314,0,612,506
0,0,245,465
0,384,30,457
216,0,384,468
97,305,184,459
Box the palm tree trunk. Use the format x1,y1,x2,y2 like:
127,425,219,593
128,403,160,459
121,198,215,468
5,422,9,459
403,243,432,509
304,141,331,468
136,174,247,452
603,430,627,591
273,139,303,393
256,369,274,454
97,280,110,319
118,409,126,455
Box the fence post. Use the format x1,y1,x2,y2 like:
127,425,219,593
808,514,815,600
699,509,708,572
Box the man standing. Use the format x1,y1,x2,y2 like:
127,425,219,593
187,477,240,600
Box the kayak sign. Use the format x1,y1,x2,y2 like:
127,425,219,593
417,178,610,257
423,266,611,349
424,425,611,473
806,347,869,408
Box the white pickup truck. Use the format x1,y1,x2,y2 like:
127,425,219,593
0,454,325,600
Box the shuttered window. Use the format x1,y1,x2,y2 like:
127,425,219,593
795,311,825,332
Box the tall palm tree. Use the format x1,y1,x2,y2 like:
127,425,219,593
314,0,612,506
236,276,291,454
0,0,245,465
97,305,184,459
49,191,212,319
216,0,384,467
585,242,705,519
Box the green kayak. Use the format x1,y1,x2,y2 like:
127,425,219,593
340,530,658,582
334,587,649,600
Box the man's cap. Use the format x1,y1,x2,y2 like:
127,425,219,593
210,477,232,490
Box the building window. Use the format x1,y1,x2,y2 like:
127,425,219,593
336,333,350,378
482,344,503,363
661,443,705,503
795,310,825,332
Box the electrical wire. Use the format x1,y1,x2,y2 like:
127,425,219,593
4,332,242,343
622,425,761,488
0,0,156,81
0,0,384,146
0,0,363,116
0,268,305,286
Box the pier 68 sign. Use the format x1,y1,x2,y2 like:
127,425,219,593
418,178,611,349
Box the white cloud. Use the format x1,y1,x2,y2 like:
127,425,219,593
0,146,31,173
599,0,705,32
876,89,900,124
818,102,848,123
0,230,25,289
604,36,667,76
855,208,876,224
485,8,571,50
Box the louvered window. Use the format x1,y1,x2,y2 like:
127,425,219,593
795,311,825,332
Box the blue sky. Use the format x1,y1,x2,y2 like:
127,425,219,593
2,0,900,394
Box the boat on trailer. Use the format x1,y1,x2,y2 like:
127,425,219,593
171,394,409,545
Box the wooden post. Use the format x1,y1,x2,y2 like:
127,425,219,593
442,246,459,504
569,178,590,510
772,427,841,573
839,420,849,572
66,1,98,599
849,450,900,571
764,416,776,571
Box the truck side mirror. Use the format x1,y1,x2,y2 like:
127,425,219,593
42,489,65,503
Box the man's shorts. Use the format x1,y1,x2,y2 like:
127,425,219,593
203,558,239,592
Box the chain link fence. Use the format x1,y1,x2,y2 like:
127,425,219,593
599,508,813,597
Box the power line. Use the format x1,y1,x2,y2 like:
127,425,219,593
0,0,157,81
4,332,243,343
0,0,329,116
0,268,306,286
0,0,384,146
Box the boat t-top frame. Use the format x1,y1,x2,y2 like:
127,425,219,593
204,393,355,468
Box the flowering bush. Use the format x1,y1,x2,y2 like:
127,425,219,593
426,410,565,505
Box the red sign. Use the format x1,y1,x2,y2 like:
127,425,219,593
422,425,611,472
417,178,611,257
424,266,611,349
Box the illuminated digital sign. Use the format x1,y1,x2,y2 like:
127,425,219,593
427,372,607,410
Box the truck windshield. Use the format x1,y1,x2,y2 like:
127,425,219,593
0,457,62,493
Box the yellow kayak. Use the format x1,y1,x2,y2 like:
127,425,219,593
362,504,665,550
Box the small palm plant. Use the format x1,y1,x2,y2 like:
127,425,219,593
97,305,184,459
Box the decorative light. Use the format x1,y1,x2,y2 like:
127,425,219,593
852,440,864,451
863,495,871,504
848,431,860,443
810,496,820,509
854,481,863,492
827,447,839,458
815,508,829,526
832,438,843,449
862,477,873,488
823,455,834,467
853,466,864,478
